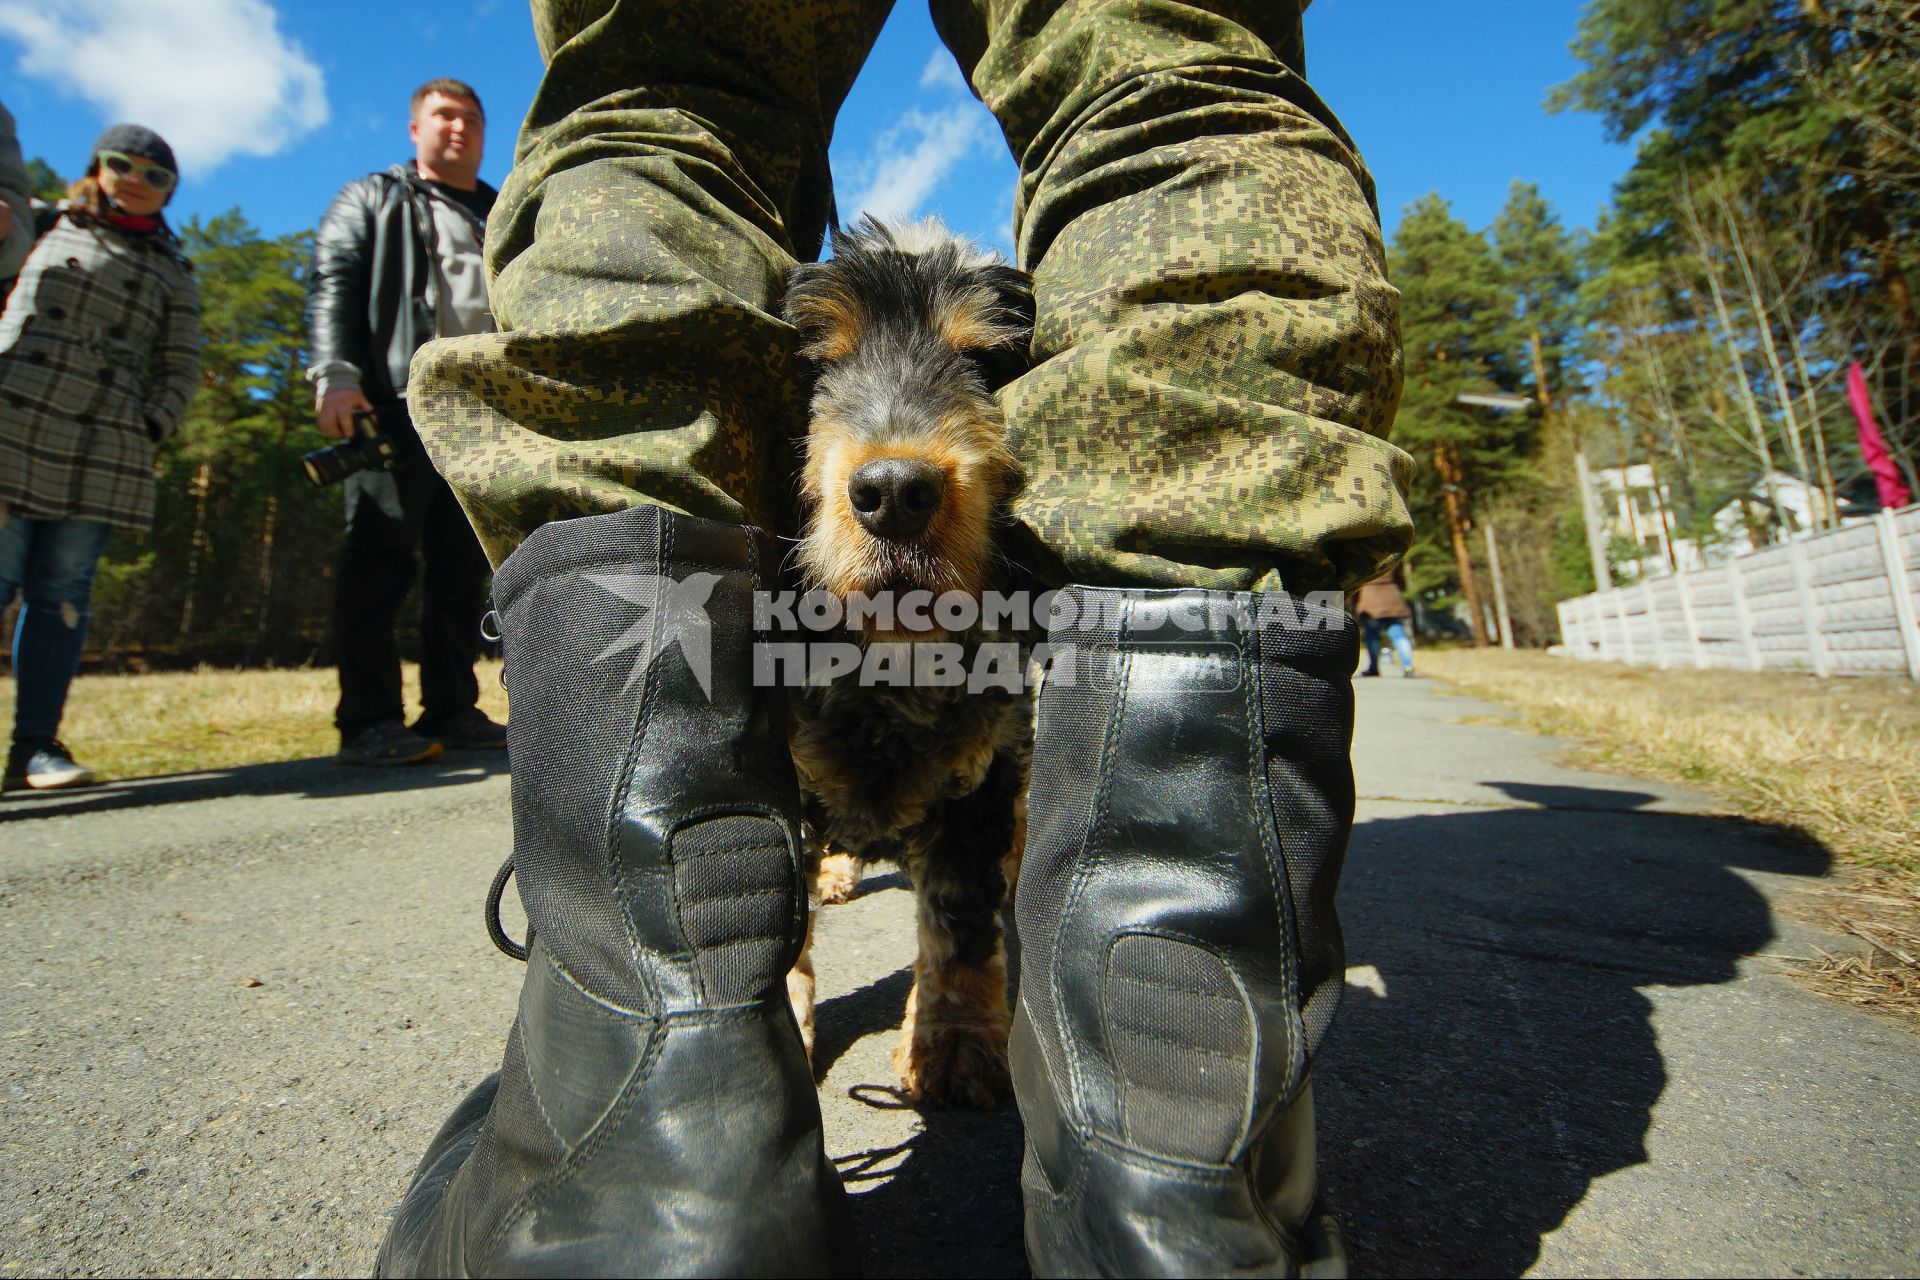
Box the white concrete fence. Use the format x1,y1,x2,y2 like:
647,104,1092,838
1556,503,1920,679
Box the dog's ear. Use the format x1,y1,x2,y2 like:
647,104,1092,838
980,264,1034,345
959,264,1034,392
783,261,861,363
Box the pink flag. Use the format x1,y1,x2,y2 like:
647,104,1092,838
1848,361,1912,510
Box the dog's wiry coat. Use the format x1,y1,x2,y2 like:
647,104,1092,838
782,218,1034,1108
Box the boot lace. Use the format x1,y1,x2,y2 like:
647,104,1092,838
486,853,529,961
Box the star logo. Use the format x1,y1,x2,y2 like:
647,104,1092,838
582,570,721,700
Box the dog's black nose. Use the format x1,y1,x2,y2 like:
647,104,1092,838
848,457,945,540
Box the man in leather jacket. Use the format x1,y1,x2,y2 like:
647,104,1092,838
305,78,506,765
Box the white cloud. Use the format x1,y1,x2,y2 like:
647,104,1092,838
0,0,327,178
918,50,967,94
844,104,996,226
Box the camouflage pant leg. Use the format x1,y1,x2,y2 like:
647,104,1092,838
414,0,1411,587
407,0,895,566
935,0,1415,592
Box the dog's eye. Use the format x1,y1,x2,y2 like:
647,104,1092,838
958,345,1026,393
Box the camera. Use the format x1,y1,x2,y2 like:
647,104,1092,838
302,409,401,487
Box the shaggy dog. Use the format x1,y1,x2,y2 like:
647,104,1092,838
779,217,1034,1109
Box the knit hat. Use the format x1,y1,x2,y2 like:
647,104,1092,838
90,124,179,180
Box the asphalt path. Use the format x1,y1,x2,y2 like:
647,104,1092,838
1,673,1914,1276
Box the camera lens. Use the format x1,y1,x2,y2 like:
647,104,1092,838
302,441,370,487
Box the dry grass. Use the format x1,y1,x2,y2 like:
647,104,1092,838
1784,874,1920,1031
1420,650,1920,873
1421,648,1920,1026
0,661,509,779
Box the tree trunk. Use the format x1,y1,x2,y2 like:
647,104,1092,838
1573,443,1614,590
1677,175,1789,530
255,493,279,643
1715,182,1815,500
1485,520,1515,648
1888,271,1920,494
1888,270,1917,336
1617,312,1699,520
1539,325,1615,590
1644,447,1679,570
1527,323,1553,415
1780,302,1839,527
178,462,212,643
1435,442,1490,646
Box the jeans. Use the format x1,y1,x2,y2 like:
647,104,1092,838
0,515,114,748
333,402,492,741
1362,615,1413,673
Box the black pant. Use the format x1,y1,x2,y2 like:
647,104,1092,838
332,401,491,740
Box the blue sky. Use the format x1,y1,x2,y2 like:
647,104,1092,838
1,1,1630,253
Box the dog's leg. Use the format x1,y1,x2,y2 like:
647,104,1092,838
788,838,825,1062
813,848,865,905
894,867,1011,1109
788,905,818,1062
893,752,1022,1109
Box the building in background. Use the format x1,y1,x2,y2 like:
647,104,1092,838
1592,463,1699,578
1591,465,1882,580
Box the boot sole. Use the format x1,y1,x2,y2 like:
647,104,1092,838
335,742,445,766
2,770,99,791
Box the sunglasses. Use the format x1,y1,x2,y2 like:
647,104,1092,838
98,150,176,192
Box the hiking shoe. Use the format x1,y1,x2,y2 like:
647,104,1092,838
3,741,98,792
414,708,507,751
338,721,444,766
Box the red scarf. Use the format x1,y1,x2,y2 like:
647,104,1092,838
104,207,163,236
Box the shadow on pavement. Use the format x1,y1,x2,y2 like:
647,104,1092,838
849,869,909,901
0,750,511,822
837,1098,1029,1279
813,964,914,1083
814,956,1027,1277
1319,781,1830,1277
810,780,1831,1277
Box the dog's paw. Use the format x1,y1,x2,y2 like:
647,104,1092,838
893,1017,1011,1109
813,851,864,906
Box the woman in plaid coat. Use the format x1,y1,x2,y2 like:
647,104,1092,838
0,125,200,791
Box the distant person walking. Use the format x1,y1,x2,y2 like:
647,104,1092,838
305,78,505,765
0,126,200,791
1357,563,1416,677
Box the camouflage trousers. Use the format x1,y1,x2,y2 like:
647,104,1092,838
410,0,1414,593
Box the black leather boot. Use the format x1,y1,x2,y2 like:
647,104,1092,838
1011,585,1355,1278
376,504,855,1278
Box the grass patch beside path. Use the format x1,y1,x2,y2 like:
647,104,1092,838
0,661,509,780
1419,649,1919,1027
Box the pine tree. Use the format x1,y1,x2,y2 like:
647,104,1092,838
24,158,65,203
1552,0,1919,489
1492,182,1607,594
1389,195,1532,645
